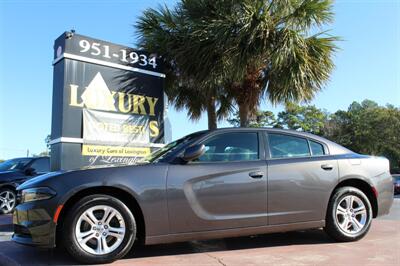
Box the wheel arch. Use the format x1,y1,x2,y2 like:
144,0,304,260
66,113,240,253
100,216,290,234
330,178,378,218
55,186,146,246
0,184,17,192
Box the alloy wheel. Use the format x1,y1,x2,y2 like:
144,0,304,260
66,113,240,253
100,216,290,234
0,190,16,213
74,205,126,255
335,195,367,235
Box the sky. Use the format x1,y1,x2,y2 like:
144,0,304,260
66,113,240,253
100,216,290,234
0,0,399,159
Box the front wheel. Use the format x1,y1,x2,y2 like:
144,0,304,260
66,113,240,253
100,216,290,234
0,188,17,214
324,186,372,242
63,195,136,264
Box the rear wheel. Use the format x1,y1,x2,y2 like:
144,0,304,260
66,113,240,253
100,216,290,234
325,186,372,242
63,194,136,264
0,188,16,214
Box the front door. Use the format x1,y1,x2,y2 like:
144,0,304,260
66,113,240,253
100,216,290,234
167,131,268,233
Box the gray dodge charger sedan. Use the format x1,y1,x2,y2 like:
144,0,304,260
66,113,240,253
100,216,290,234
13,128,393,264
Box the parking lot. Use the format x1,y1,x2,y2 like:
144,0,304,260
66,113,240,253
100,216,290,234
0,197,399,266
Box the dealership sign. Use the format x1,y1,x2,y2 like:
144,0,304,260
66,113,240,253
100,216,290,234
50,32,169,170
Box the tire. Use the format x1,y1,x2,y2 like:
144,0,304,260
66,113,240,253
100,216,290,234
324,186,372,242
62,194,136,264
0,188,17,214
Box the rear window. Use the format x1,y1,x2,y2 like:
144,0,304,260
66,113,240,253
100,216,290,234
310,140,325,156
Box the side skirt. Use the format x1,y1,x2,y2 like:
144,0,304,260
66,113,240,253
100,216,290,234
145,220,325,245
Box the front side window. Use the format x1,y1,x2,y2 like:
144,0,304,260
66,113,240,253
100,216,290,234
30,158,50,173
268,134,310,159
143,132,206,163
310,140,325,156
196,132,259,162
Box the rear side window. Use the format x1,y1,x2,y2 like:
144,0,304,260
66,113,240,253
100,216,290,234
310,140,325,156
197,132,259,162
268,134,310,158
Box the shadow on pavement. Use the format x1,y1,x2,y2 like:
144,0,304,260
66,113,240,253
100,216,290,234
0,214,12,230
0,197,397,265
0,229,333,265
124,229,333,260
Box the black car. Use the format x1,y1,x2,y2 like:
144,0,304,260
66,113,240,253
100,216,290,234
393,174,400,195
0,157,50,214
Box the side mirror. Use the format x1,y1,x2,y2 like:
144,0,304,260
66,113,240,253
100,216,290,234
24,167,36,176
182,144,206,162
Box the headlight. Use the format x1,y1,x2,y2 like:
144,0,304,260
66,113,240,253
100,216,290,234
21,187,56,203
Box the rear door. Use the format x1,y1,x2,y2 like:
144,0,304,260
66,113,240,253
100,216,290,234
167,131,268,233
265,132,338,225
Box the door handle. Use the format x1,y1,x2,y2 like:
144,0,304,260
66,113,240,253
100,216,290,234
321,164,334,170
249,171,264,178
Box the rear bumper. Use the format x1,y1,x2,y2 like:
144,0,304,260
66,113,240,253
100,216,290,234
12,201,57,248
375,172,394,217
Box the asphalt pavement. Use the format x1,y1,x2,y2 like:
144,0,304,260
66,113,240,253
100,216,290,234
0,196,399,266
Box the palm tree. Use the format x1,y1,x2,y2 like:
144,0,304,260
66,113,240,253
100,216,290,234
136,5,232,129
164,78,229,130
137,0,338,127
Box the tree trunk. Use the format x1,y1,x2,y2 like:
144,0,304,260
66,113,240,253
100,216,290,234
230,66,263,128
207,96,217,130
239,102,250,127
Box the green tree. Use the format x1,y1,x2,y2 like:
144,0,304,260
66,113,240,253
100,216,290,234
228,102,328,133
32,151,49,157
32,135,51,157
137,0,338,128
218,0,338,126
45,134,51,150
228,99,400,171
228,110,277,128
276,102,328,134
324,100,400,170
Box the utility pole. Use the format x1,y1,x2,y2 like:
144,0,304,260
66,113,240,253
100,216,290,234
26,149,29,157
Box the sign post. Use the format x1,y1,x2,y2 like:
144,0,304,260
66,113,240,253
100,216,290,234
50,31,169,170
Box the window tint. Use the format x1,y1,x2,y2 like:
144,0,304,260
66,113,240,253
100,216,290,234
197,132,259,162
30,158,50,173
268,134,310,158
310,140,325,156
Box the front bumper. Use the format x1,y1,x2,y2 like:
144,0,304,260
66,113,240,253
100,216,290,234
12,200,57,248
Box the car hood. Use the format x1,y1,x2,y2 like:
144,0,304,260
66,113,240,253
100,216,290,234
17,170,68,189
0,170,25,182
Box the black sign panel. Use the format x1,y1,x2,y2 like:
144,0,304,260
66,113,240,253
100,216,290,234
50,32,166,170
53,33,162,73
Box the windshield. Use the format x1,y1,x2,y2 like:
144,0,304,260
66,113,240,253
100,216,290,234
142,132,206,163
0,158,31,171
